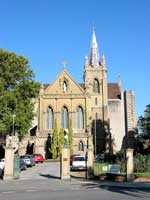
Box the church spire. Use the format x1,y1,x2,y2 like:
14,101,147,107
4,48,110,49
90,27,100,67
101,54,106,68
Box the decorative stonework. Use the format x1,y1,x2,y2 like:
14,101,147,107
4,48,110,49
19,29,136,160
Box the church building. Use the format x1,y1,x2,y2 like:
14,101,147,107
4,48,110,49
19,29,136,158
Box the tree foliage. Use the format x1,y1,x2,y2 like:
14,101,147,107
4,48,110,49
0,49,40,138
51,119,58,159
58,127,64,156
138,104,150,137
68,118,73,155
137,104,150,154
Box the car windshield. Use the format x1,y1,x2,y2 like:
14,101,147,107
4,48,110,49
21,156,30,159
74,157,85,161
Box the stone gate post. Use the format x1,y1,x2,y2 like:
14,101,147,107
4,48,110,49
60,145,70,180
3,146,14,180
126,148,134,182
87,135,94,178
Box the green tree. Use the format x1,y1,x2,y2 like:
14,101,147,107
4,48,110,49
137,104,150,154
68,118,73,155
59,127,64,156
51,119,58,159
0,49,40,138
138,104,150,137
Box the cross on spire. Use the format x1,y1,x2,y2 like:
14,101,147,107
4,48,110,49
62,60,68,69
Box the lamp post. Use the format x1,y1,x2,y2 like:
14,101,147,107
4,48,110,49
12,114,16,136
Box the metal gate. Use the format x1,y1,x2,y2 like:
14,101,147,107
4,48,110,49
13,154,20,179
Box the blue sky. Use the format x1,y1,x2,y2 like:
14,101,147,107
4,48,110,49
0,0,150,117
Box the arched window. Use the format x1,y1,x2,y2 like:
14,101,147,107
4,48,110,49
78,140,84,151
46,106,54,129
63,81,67,92
76,106,84,129
61,106,69,129
93,78,100,93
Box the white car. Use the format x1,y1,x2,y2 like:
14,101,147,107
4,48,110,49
0,158,5,176
20,155,35,167
71,156,87,171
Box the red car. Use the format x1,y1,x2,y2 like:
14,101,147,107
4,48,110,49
33,154,44,163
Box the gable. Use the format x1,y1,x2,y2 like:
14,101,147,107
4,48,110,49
44,69,85,95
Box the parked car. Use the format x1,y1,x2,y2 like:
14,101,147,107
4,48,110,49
71,156,87,171
96,152,105,161
32,154,44,163
20,158,27,170
0,158,5,176
70,154,80,166
20,155,35,167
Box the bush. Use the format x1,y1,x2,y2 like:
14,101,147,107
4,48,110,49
115,150,126,173
93,162,109,176
134,154,150,173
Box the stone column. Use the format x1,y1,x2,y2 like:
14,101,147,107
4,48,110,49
60,145,70,180
126,148,134,182
87,149,94,178
3,146,14,180
87,136,94,178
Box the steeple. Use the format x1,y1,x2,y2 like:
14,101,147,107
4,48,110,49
84,55,89,67
90,27,100,67
101,54,106,68
117,74,122,89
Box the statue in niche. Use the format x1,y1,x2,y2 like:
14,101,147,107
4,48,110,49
64,131,68,145
63,81,67,92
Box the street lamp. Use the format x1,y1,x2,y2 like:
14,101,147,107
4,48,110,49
12,114,16,136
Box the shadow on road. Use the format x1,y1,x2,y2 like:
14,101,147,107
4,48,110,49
39,173,60,179
100,185,150,198
81,182,150,198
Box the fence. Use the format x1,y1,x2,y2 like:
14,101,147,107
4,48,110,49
93,154,150,176
93,162,109,176
13,154,20,179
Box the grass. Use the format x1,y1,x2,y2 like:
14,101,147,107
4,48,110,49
134,172,150,177
120,172,150,177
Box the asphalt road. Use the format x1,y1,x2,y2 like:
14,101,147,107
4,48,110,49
20,161,60,180
0,178,150,200
0,162,149,200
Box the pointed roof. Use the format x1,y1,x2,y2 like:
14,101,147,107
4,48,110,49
108,83,121,99
44,68,86,95
90,28,100,67
42,82,121,100
101,54,106,68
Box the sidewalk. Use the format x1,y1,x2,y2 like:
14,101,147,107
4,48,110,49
99,181,150,189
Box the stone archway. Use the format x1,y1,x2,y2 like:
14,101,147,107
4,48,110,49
0,136,6,159
45,134,52,159
26,141,34,155
0,144,5,159
30,126,37,136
